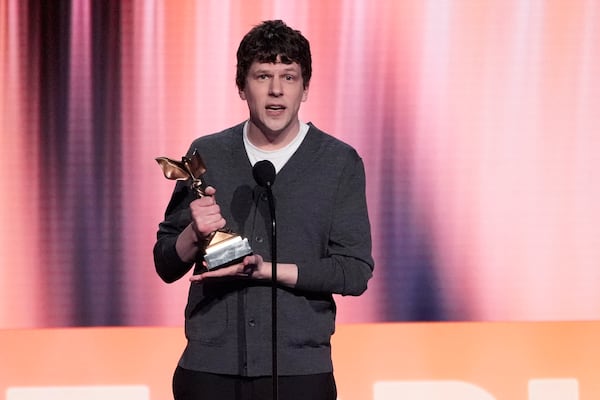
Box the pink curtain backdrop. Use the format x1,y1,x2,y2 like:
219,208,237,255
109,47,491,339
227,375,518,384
1,0,599,328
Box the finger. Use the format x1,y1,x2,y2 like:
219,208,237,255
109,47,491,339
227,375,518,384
243,254,262,266
203,186,216,197
191,196,216,208
190,202,225,229
189,263,245,283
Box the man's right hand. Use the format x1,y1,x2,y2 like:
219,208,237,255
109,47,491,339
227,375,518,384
175,186,227,263
189,186,227,241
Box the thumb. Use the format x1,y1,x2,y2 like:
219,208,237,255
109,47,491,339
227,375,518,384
203,186,217,196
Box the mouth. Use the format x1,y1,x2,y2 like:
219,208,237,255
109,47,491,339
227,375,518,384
266,104,286,111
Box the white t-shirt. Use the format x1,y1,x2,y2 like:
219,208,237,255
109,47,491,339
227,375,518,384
243,120,309,173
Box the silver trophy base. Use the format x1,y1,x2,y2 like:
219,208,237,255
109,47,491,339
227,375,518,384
204,235,253,270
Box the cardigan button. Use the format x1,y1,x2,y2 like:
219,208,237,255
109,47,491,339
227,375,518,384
255,236,264,243
248,319,256,327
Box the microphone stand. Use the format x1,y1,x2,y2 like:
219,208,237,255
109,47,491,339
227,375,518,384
265,181,278,400
252,160,278,400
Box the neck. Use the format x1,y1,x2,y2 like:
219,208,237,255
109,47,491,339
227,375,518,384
247,120,300,150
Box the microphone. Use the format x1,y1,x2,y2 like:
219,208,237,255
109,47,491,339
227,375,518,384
252,159,278,400
253,160,276,188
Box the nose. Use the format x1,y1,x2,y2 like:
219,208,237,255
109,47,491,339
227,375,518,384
269,77,283,96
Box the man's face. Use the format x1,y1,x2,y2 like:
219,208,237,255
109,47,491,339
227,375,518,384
239,58,309,143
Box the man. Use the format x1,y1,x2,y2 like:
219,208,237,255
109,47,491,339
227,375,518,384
153,19,374,400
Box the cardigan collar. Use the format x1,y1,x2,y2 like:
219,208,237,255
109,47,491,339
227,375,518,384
226,121,328,189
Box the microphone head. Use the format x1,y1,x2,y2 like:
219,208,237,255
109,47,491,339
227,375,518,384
253,160,276,187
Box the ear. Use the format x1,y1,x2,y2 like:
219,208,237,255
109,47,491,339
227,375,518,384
301,83,310,102
239,89,247,101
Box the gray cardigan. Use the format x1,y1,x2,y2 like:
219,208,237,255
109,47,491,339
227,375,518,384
153,122,374,376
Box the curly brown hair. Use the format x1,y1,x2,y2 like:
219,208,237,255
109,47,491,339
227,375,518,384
236,20,312,90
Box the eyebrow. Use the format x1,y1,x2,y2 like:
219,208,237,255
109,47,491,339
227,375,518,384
253,65,300,74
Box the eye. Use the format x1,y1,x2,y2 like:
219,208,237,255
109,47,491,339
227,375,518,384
257,74,270,80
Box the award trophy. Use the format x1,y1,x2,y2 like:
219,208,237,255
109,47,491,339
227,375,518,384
156,149,253,270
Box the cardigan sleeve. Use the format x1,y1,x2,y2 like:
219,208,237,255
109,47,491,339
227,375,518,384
294,153,374,296
153,180,196,283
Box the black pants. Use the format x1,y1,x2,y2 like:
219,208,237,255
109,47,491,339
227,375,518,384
173,366,337,400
